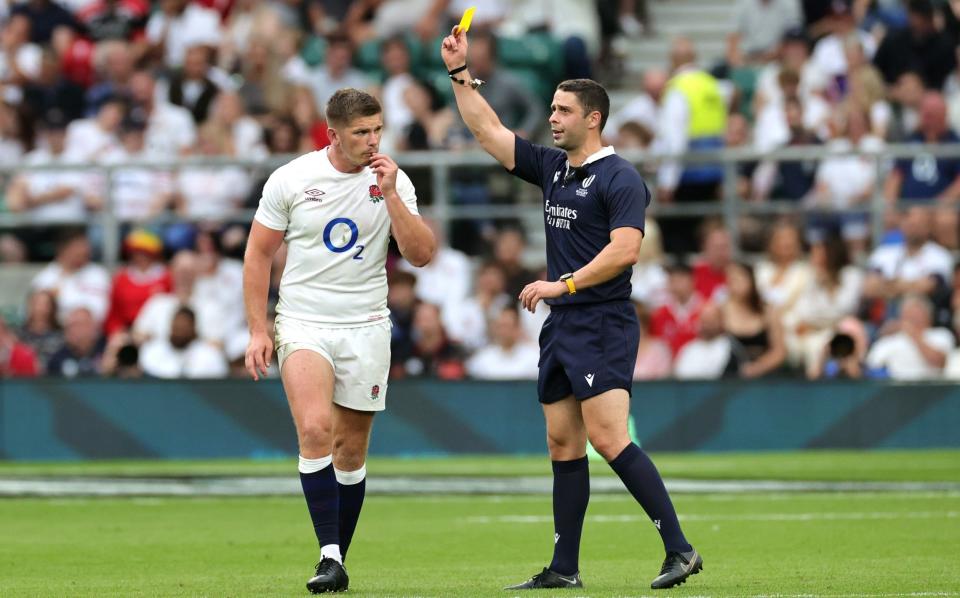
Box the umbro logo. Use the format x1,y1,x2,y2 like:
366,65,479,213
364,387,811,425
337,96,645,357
584,373,594,387
304,188,325,202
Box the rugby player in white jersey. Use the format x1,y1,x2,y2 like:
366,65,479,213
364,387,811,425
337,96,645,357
243,88,436,594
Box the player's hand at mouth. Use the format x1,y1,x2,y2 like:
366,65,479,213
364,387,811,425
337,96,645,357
519,279,567,312
369,153,399,196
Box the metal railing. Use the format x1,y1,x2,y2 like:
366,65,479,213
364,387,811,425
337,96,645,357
0,142,955,268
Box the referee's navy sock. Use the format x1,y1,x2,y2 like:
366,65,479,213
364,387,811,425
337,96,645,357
335,464,367,562
608,443,692,553
299,455,341,558
549,456,590,576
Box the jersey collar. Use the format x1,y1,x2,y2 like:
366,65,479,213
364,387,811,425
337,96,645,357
565,146,616,176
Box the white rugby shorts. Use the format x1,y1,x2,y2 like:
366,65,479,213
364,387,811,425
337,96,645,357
274,316,391,412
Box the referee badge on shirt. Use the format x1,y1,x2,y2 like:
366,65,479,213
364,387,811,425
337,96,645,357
368,184,384,204
576,175,595,197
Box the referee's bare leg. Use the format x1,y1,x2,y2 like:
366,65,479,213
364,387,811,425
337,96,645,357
281,350,350,593
582,389,703,589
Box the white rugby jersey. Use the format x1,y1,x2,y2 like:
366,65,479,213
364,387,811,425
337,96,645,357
254,148,419,326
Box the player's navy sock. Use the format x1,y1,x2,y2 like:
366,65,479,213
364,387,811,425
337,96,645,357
608,443,692,553
299,455,341,559
549,456,590,576
335,464,366,561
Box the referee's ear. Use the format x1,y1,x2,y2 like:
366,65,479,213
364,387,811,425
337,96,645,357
587,110,603,131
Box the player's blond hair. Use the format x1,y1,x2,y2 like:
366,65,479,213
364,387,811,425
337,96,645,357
325,88,382,128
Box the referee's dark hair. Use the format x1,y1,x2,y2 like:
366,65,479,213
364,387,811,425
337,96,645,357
326,88,382,128
557,79,610,131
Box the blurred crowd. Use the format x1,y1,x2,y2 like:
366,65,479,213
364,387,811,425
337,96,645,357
0,0,639,226
6,0,960,382
7,205,960,383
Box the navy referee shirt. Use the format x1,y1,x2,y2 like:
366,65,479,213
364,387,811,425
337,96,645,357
508,136,650,307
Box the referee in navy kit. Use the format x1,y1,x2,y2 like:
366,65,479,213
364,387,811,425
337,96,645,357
441,26,703,591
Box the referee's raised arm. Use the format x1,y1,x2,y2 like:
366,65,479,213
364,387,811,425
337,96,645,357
441,26,517,170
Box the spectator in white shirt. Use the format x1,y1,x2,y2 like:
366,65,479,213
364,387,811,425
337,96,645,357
146,0,222,69
466,305,540,380
442,261,511,352
134,249,226,345
866,294,954,380
204,90,266,159
864,206,953,314
806,104,884,256
400,219,471,311
193,227,245,340
128,69,196,156
31,229,111,325
170,122,251,219
605,68,666,145
726,0,802,65
379,35,417,144
99,110,173,222
139,305,228,378
630,218,669,306
0,14,42,101
295,32,371,114
674,303,739,379
164,44,223,124
5,110,99,222
787,235,864,375
64,94,125,162
810,7,876,83
755,220,813,323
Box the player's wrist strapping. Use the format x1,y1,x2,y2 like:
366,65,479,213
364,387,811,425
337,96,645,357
448,64,485,90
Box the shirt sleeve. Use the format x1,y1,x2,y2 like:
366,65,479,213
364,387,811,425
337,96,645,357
396,169,420,215
605,166,650,232
508,135,553,188
925,329,956,354
253,168,291,231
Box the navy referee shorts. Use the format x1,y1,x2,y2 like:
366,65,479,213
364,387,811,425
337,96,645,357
537,301,639,403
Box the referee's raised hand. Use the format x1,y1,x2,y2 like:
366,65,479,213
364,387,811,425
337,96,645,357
441,25,468,69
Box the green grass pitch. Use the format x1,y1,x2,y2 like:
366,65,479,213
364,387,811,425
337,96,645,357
2,450,958,597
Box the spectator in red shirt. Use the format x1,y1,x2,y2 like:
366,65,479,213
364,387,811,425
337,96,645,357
650,263,706,356
0,314,39,377
692,223,733,302
104,228,172,335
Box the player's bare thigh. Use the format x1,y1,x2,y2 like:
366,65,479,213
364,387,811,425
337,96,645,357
332,404,374,471
542,395,587,461
580,388,632,461
280,349,335,459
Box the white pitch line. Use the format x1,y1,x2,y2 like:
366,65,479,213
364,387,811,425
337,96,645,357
466,511,960,524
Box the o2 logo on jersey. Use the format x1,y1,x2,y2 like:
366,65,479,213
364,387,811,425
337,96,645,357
323,217,365,260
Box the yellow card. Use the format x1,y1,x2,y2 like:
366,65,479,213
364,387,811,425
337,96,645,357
457,6,476,33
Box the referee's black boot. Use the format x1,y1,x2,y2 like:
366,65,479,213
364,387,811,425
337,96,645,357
504,567,583,590
650,548,702,589
306,557,349,593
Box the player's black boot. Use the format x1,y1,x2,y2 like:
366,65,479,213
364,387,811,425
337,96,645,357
504,568,583,590
306,558,349,594
650,549,702,589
